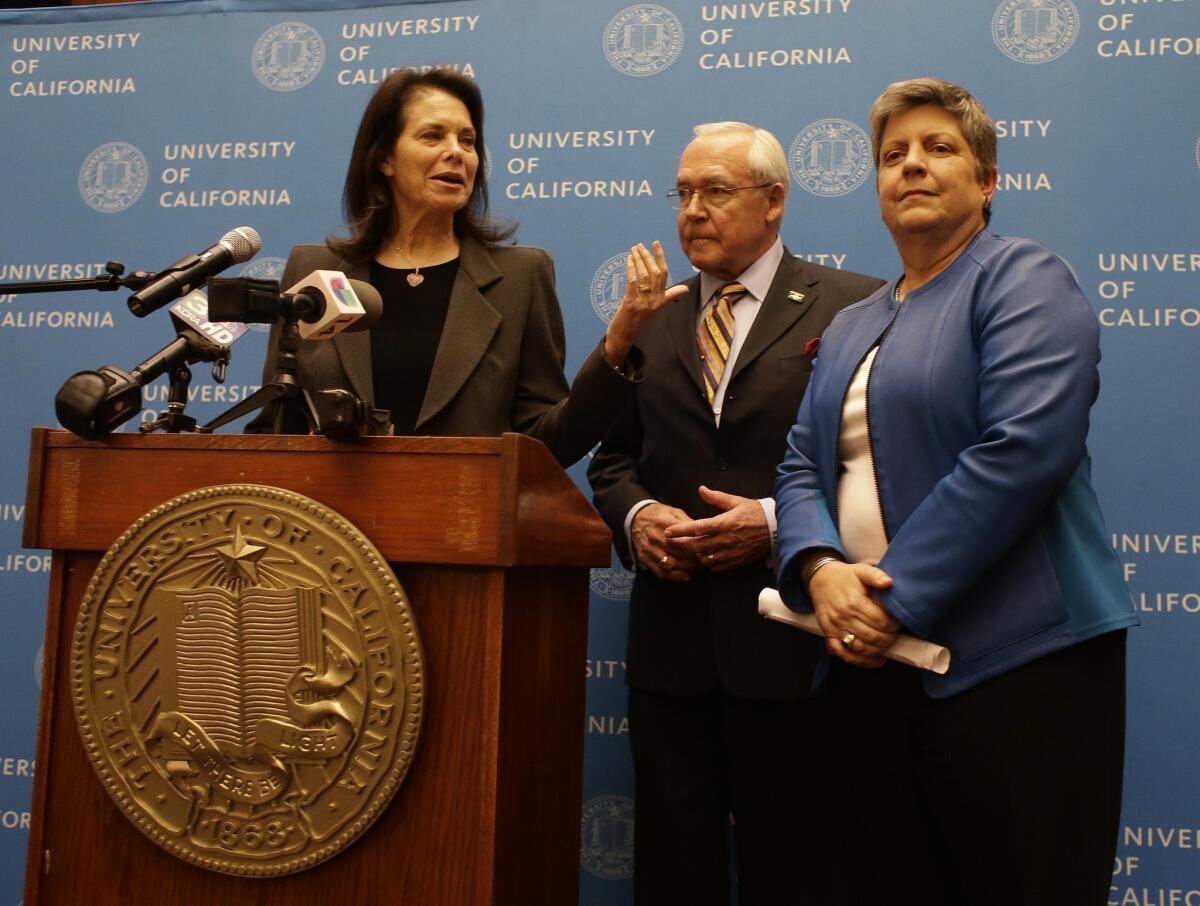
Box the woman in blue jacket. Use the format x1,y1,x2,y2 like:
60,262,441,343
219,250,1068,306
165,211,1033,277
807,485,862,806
774,78,1136,906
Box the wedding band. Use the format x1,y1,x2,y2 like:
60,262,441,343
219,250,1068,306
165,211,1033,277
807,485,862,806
706,553,715,561
638,283,652,292
660,555,670,566
841,632,856,648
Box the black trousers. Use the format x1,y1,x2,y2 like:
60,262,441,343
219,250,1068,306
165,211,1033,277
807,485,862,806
825,630,1127,906
627,686,829,906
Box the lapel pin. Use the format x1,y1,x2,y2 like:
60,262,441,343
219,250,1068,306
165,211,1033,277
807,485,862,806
787,290,806,303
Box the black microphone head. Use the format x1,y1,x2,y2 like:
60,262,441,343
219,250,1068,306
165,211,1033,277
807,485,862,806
55,367,141,440
219,227,262,263
346,279,383,331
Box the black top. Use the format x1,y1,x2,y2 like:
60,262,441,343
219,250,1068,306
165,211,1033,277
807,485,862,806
368,257,459,436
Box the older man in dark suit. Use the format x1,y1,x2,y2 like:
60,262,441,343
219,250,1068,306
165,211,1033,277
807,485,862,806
588,122,884,905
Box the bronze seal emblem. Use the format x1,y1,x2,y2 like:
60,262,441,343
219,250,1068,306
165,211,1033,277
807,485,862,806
71,484,423,876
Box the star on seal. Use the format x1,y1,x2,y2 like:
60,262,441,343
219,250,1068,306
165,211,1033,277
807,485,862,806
215,525,266,583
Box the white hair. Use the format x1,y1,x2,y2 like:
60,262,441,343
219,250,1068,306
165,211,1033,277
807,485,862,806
691,121,789,194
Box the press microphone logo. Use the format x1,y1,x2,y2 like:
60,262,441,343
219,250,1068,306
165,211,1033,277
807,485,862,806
329,276,360,310
170,289,249,347
78,142,148,213
252,21,325,91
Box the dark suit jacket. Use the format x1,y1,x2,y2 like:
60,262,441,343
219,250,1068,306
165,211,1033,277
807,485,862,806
247,238,640,466
588,250,884,699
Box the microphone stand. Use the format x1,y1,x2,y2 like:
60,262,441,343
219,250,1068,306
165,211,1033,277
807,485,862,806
201,306,311,434
139,327,230,435
0,260,155,296
55,318,230,440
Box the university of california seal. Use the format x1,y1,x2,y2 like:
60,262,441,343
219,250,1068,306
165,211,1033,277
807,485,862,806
252,22,325,91
589,550,634,602
602,5,684,77
71,485,423,876
789,119,872,198
590,251,631,324
580,794,635,879
991,0,1079,64
78,142,148,213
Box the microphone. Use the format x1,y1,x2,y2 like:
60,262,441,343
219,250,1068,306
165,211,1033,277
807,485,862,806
55,331,217,440
56,291,245,440
205,272,382,338
126,226,262,318
285,271,383,339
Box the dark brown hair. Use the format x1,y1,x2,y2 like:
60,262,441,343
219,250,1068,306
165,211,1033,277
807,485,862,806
327,68,514,263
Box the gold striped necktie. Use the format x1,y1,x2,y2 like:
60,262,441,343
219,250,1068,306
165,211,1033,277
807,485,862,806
698,281,746,403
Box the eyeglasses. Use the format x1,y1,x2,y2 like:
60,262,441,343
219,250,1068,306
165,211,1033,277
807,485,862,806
666,183,772,210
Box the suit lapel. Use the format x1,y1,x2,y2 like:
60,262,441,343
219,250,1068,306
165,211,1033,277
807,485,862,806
728,252,818,381
331,259,374,403
415,237,502,429
667,278,708,398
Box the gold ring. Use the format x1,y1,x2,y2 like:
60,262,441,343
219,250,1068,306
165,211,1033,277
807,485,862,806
660,555,670,566
841,632,856,648
638,283,652,293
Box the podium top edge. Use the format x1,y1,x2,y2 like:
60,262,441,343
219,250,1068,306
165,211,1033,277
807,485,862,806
34,427,516,456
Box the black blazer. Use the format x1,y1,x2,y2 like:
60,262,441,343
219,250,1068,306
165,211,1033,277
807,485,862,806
588,251,884,699
247,238,640,467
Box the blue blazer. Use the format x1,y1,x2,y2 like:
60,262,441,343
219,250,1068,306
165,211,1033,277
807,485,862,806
774,231,1137,697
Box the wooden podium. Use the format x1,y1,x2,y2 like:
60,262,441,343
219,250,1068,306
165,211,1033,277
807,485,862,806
22,428,610,906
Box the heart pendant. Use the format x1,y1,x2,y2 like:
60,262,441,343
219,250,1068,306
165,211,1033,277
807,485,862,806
407,272,424,287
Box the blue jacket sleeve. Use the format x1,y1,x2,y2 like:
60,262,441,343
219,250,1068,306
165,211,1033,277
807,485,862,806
774,364,845,612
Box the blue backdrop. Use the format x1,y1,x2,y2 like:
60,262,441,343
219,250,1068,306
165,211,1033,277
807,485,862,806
1,0,1197,902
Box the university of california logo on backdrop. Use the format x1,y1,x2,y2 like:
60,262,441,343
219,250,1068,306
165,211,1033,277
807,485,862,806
78,142,148,213
789,119,872,198
580,794,635,879
253,22,325,91
240,257,288,332
590,551,634,602
591,252,631,323
241,257,287,282
992,0,1079,64
603,5,684,77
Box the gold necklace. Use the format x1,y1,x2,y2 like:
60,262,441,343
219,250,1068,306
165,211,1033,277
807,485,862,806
393,246,424,287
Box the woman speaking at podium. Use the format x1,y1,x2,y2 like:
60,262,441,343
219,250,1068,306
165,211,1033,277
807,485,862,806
248,68,680,464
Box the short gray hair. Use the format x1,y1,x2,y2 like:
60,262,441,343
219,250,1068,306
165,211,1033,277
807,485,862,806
692,121,789,194
869,78,997,222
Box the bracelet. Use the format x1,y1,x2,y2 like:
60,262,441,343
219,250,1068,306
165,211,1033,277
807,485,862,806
802,554,842,588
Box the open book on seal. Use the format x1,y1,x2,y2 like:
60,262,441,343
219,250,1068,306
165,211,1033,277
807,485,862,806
757,588,951,675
